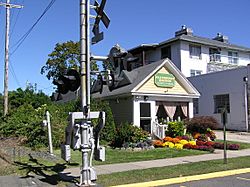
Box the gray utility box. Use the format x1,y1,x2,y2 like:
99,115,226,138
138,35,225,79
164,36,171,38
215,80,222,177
95,146,105,162
61,144,71,162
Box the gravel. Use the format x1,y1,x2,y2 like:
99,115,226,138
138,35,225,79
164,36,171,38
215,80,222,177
0,137,61,162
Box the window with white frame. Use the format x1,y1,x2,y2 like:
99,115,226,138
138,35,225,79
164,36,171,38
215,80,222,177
190,69,202,77
214,94,230,113
228,51,238,64
189,45,201,59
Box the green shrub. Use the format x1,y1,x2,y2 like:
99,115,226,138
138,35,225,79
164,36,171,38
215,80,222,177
185,116,219,134
111,122,149,148
0,88,116,148
165,121,185,137
90,99,116,142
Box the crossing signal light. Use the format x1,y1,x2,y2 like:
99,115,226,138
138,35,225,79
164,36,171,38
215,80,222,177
90,71,115,94
53,69,81,94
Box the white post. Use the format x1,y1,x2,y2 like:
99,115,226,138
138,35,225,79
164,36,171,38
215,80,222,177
244,81,249,132
46,111,53,155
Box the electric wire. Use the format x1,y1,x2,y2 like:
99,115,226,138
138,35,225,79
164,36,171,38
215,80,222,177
10,0,57,56
9,59,22,88
10,0,24,38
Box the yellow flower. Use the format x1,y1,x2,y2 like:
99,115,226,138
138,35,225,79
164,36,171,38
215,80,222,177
162,142,169,147
168,142,175,148
174,143,183,149
189,141,196,145
179,140,188,145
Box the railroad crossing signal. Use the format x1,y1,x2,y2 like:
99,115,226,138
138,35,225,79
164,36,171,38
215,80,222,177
91,0,110,44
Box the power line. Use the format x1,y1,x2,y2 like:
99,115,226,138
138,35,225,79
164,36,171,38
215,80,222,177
9,59,22,87
10,0,57,56
10,0,24,38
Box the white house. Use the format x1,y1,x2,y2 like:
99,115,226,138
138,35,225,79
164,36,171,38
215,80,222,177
92,59,200,137
128,26,250,77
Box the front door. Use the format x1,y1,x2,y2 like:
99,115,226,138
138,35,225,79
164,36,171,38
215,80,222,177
140,103,151,133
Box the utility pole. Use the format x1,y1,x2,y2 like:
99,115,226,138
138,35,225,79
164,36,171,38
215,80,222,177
80,0,90,116
0,0,23,116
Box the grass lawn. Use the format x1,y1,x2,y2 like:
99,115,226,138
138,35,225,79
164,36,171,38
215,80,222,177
98,156,250,186
53,140,250,166
54,147,208,166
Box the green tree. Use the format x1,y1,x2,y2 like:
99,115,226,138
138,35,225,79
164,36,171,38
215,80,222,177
8,87,51,113
41,41,98,83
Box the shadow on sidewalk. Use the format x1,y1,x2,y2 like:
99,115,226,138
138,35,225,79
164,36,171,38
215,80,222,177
14,154,79,186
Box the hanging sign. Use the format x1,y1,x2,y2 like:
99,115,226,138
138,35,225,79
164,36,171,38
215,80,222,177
154,73,175,88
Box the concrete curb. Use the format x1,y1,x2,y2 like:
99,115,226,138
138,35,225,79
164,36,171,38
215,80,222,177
111,168,250,187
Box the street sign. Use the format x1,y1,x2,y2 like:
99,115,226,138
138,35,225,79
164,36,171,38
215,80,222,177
92,31,104,44
92,0,110,31
91,0,110,44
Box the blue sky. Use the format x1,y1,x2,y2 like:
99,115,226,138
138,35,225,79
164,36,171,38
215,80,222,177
0,0,250,95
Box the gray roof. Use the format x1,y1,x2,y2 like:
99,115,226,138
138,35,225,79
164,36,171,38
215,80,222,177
92,58,200,99
160,34,250,52
92,59,166,99
129,34,250,53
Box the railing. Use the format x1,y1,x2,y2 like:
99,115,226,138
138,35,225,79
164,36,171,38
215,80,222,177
209,54,250,65
152,121,168,140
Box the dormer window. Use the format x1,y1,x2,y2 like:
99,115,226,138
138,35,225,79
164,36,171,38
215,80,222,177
189,45,201,59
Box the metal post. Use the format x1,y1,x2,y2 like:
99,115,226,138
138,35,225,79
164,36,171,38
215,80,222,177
223,121,227,164
222,109,227,164
46,111,53,155
80,0,92,185
80,0,90,115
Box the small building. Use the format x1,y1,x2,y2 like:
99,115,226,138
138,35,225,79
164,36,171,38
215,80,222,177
188,65,250,131
92,58,200,136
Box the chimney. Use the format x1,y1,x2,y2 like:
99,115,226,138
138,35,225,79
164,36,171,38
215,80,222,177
213,33,229,43
175,25,193,37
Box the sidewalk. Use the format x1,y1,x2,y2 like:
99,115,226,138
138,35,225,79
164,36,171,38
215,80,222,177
214,130,250,143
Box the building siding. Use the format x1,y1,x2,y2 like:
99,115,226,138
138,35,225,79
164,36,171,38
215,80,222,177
136,66,188,94
109,97,133,126
188,67,248,131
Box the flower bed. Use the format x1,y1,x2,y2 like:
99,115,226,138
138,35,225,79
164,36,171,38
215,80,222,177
153,132,240,152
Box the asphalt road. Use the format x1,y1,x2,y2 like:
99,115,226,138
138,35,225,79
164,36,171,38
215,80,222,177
164,172,250,187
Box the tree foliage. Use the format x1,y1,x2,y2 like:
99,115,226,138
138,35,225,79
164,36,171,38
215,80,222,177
41,41,98,82
0,87,116,148
90,98,116,143
41,41,80,82
8,86,51,112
